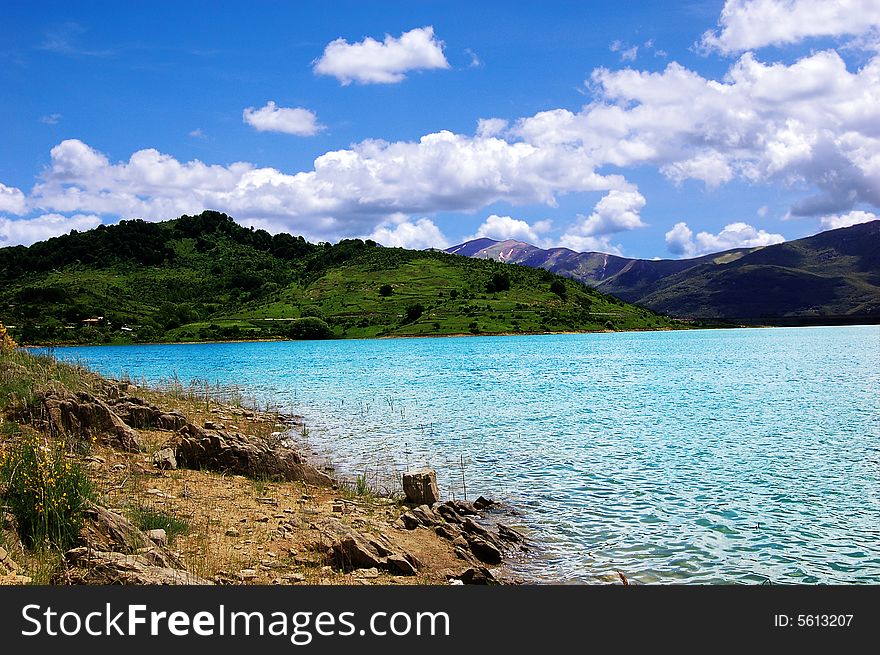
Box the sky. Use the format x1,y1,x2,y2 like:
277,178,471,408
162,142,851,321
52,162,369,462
1,0,879,259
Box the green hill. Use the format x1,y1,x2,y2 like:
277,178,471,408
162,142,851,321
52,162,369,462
0,211,681,345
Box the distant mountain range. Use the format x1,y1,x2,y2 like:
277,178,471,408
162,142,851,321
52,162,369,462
446,221,880,324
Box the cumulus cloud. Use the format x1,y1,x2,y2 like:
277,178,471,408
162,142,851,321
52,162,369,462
700,0,880,54
513,49,880,218
0,183,27,215
313,26,449,85
556,190,647,254
472,214,552,244
0,213,101,246
24,135,626,243
818,209,878,229
9,13,880,252
367,217,449,249
243,101,323,136
665,220,785,257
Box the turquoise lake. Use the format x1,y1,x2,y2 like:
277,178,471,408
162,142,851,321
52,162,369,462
48,325,880,584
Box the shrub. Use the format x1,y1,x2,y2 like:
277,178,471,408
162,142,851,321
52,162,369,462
283,317,331,340
404,303,424,323
485,272,511,293
0,432,93,550
0,323,16,352
550,280,567,299
378,284,393,297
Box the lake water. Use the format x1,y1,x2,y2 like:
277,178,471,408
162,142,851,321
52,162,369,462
48,326,880,584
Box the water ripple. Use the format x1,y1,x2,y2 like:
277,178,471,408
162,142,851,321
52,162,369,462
49,325,880,584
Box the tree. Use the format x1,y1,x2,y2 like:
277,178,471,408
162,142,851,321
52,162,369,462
486,272,510,293
283,317,331,340
404,303,424,323
550,280,567,299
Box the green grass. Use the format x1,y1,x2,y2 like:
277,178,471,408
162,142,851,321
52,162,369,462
127,502,191,543
0,210,684,345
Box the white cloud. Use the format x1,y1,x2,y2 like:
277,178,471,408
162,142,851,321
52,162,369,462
514,49,880,218
700,0,880,54
757,204,769,216
665,220,785,257
476,118,508,138
313,26,449,85
367,217,449,249
40,113,62,125
0,213,101,246
465,48,482,68
556,234,625,255
0,183,27,215
472,214,552,244
818,209,878,229
242,101,323,136
620,46,639,62
189,128,206,139
562,190,646,237
26,136,627,243
556,190,647,255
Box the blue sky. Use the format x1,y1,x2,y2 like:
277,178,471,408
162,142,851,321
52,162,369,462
1,0,878,258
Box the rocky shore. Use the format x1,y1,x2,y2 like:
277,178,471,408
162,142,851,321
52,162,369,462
0,358,529,585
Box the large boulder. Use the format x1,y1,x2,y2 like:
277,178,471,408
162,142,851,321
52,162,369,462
166,424,332,486
402,468,440,505
39,390,142,452
108,396,188,431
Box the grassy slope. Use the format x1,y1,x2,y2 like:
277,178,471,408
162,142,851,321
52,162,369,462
0,212,681,345
207,248,676,340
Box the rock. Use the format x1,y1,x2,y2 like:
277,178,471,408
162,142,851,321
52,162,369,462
435,524,459,541
446,499,477,516
80,505,149,552
402,468,440,505
353,567,380,579
411,505,439,526
497,523,526,544
457,566,497,585
57,548,211,585
146,529,167,546
322,519,419,575
238,569,258,581
386,555,417,576
435,503,463,524
465,534,502,564
473,496,495,510
152,447,177,470
110,398,188,431
38,390,142,452
166,424,333,486
0,545,23,576
400,512,421,530
461,517,499,547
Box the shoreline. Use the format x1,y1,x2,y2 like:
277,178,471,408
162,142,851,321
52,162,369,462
24,320,880,350
1,347,529,585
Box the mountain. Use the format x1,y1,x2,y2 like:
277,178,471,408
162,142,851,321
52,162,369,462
445,221,880,324
0,211,680,345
